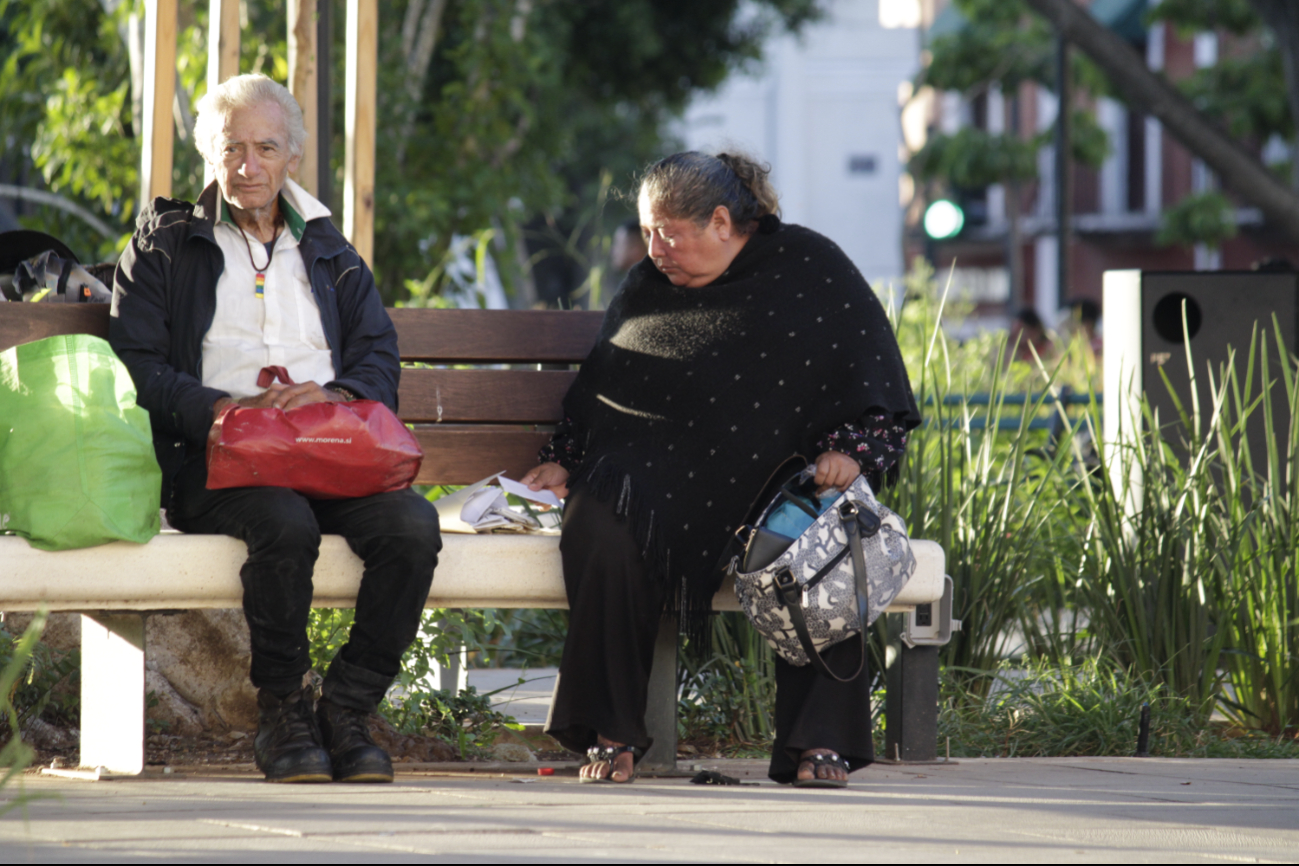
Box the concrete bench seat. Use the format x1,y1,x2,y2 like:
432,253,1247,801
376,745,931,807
0,533,947,613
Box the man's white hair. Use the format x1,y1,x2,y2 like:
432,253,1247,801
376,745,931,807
194,73,307,162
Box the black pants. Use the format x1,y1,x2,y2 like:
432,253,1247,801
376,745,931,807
546,490,874,783
169,457,441,713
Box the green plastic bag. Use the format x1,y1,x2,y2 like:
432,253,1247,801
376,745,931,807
0,333,161,550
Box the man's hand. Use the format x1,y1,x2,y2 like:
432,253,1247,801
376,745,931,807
209,383,344,444
813,451,861,495
267,381,345,411
521,462,570,500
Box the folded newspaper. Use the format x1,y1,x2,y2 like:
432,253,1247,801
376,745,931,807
433,473,563,534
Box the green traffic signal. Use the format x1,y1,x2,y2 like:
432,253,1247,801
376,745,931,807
924,199,965,240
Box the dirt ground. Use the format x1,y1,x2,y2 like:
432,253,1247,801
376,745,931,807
23,717,578,772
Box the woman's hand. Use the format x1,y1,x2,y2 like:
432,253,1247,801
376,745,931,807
813,451,861,495
521,462,570,500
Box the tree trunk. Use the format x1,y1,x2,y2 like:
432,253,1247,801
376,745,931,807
1248,0,1299,191
1023,0,1299,245
395,0,449,170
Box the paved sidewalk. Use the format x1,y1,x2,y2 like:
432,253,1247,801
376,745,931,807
2,758,1297,863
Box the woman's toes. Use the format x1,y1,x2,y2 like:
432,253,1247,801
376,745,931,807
611,752,635,782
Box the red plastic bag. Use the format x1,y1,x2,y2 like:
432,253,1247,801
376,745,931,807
206,367,423,499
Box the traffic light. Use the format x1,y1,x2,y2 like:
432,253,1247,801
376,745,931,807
923,199,965,240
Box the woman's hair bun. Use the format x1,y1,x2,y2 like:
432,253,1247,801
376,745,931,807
715,153,780,220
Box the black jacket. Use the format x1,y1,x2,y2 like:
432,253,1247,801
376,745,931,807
109,182,400,505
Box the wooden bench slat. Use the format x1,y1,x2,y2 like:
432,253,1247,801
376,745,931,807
0,303,111,352
399,368,575,423
391,308,603,363
413,425,552,485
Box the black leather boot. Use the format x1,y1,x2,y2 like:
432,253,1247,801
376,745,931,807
317,697,394,783
253,687,333,783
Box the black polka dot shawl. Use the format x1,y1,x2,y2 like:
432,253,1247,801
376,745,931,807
558,221,921,635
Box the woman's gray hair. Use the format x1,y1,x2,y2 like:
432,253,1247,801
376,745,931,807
194,74,307,162
638,151,780,233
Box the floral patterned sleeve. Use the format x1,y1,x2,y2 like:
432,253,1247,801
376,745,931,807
816,411,909,488
537,414,585,472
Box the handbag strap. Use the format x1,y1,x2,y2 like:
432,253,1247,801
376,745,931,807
773,501,877,683
256,366,296,388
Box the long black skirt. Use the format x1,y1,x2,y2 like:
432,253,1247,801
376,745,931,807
545,490,875,783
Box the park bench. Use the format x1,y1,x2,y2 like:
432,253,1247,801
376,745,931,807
0,303,955,776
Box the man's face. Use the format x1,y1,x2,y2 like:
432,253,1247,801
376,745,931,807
209,101,300,213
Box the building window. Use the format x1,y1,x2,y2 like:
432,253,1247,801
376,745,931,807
1126,107,1146,213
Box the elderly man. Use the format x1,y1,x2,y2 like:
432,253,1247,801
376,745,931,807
110,74,440,784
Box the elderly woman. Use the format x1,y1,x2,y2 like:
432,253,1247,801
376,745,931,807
523,152,920,787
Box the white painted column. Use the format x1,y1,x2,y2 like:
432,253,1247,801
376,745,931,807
79,614,146,775
1191,31,1221,269
1098,98,1126,215
1034,234,1059,325
986,87,1006,224
1145,22,1164,216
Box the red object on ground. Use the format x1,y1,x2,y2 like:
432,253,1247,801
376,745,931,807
206,367,423,499
537,767,555,776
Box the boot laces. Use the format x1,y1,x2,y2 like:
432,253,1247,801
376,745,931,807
326,702,376,751
271,691,322,751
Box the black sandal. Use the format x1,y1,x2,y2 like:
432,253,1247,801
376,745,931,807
581,744,644,784
792,751,851,789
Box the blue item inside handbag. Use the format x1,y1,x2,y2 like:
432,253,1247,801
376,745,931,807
763,490,837,538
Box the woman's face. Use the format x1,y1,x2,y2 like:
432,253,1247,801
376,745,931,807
638,193,747,288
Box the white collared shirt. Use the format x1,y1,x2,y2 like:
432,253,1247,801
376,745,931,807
202,178,337,400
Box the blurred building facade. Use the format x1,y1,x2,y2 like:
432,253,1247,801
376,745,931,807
911,0,1297,330
678,0,924,284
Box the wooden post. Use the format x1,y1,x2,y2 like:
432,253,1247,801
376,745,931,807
344,0,376,263
139,0,177,209
288,0,319,196
316,1,333,213
203,0,240,188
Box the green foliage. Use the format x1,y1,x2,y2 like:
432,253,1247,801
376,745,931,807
0,0,137,260
679,613,778,750
1156,190,1239,249
472,609,569,669
1182,50,1293,144
882,262,1095,679
1188,323,1299,736
1067,108,1113,169
0,619,79,732
0,612,46,810
307,607,496,686
1,0,816,305
352,0,823,302
940,657,1299,758
943,657,1207,758
910,128,1040,189
381,685,522,759
1149,0,1262,38
923,0,1054,94
917,0,1112,228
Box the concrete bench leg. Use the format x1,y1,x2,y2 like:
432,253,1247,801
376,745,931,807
639,616,679,774
884,612,939,762
80,613,145,775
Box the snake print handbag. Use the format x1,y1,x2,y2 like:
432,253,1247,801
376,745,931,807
729,469,915,681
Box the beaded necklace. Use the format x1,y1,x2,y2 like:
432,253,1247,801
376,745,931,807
236,215,283,299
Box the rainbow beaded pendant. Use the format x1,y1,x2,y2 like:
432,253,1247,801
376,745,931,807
255,272,265,299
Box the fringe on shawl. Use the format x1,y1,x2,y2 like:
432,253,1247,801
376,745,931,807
570,456,717,644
